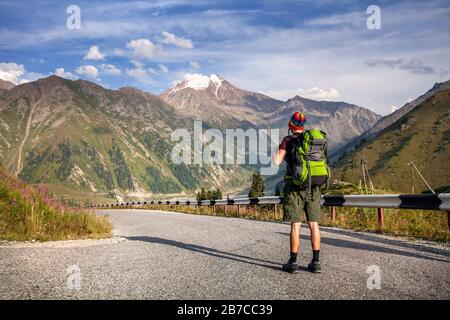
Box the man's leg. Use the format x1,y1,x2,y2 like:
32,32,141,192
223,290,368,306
305,189,322,273
290,222,301,253
282,185,301,273
308,221,321,251
306,221,322,273
283,221,301,273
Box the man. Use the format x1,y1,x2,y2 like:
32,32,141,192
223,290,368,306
273,111,322,274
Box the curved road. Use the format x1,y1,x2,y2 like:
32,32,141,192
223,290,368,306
0,209,449,299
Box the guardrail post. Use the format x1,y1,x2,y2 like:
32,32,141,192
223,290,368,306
377,207,385,230
330,206,336,223
274,204,278,217
447,211,450,231
237,205,240,215
224,205,227,214
213,205,216,214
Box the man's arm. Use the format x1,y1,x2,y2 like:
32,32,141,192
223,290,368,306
273,136,289,166
273,148,286,166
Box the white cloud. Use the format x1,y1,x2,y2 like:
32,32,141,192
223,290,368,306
126,39,163,59
84,45,105,60
19,72,47,83
127,60,145,78
75,65,99,79
171,79,182,87
264,87,341,101
126,60,160,79
0,62,25,84
148,68,158,76
158,63,169,73
304,12,364,27
99,64,122,75
190,61,201,69
126,68,147,78
130,60,144,69
113,48,126,57
54,67,76,79
161,31,193,49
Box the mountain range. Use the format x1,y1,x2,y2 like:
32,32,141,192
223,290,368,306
331,79,450,163
332,82,450,193
160,74,381,150
0,74,384,202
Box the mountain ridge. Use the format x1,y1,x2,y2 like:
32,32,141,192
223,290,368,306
332,87,450,193
161,74,381,150
330,79,450,162
0,79,15,90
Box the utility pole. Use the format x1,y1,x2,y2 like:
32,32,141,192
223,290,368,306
364,160,375,194
359,159,374,194
361,159,368,194
407,161,435,194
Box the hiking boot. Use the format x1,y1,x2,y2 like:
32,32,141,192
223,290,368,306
307,260,322,273
282,259,299,274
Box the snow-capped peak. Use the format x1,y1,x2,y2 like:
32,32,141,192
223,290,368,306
209,74,224,87
177,73,225,91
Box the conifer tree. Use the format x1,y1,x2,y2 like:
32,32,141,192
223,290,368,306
249,172,265,198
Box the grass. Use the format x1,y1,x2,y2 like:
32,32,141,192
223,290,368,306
115,202,449,242
0,167,112,241
320,207,449,242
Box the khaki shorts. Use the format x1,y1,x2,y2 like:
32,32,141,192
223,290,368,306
283,183,321,223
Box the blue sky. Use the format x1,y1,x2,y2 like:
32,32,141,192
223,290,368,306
0,0,449,115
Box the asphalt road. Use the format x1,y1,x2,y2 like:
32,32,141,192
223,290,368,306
0,209,449,299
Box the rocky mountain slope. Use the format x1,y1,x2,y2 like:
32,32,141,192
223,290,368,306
0,79,15,90
367,80,450,137
331,80,450,162
0,76,249,203
270,96,381,150
332,87,450,193
161,74,281,129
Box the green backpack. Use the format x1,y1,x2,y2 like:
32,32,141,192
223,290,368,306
285,129,330,189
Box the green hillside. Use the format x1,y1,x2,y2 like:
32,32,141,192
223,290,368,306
0,76,252,203
333,88,450,193
0,166,112,241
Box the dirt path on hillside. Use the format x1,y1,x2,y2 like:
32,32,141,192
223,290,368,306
15,99,40,177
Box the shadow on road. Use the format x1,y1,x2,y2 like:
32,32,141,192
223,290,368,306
276,232,449,263
125,236,285,272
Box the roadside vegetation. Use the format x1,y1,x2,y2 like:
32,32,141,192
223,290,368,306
0,166,112,241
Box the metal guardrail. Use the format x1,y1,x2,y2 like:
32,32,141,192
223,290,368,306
87,193,450,211
87,193,450,230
